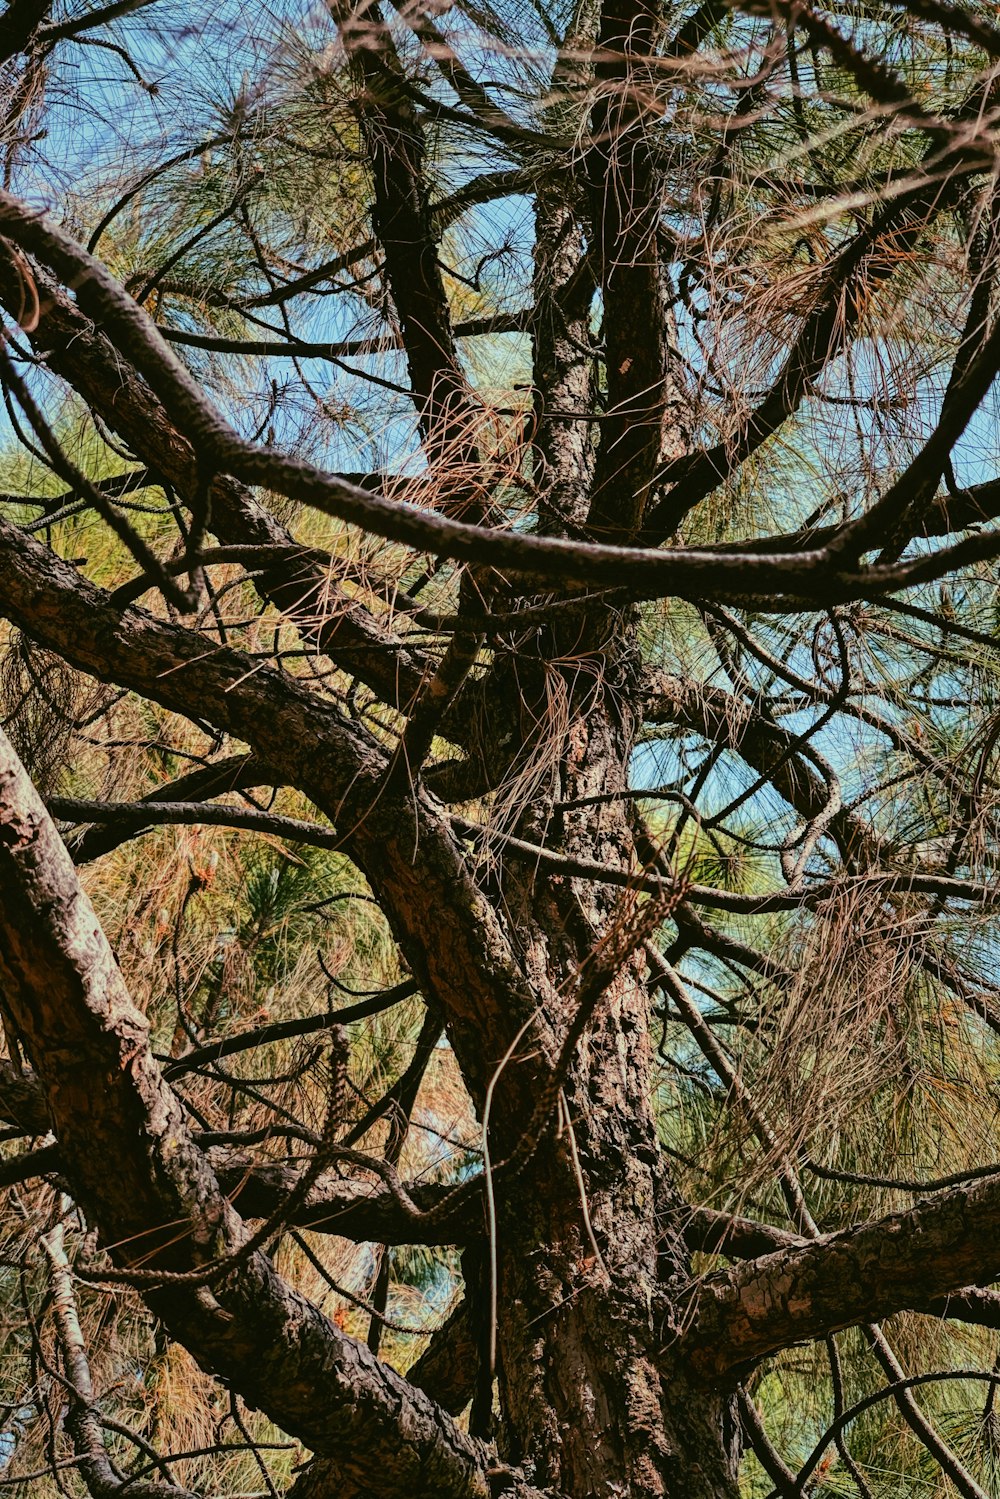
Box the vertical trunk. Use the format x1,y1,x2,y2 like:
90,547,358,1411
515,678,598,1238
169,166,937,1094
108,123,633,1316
489,610,740,1498
503,11,729,1472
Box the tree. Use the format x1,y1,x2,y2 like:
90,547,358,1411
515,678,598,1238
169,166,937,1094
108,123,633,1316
5,0,1000,1494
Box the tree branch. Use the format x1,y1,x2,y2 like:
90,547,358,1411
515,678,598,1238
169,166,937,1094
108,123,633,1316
681,1176,1000,1380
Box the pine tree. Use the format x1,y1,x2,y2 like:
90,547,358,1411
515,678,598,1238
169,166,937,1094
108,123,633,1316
3,1,1000,1495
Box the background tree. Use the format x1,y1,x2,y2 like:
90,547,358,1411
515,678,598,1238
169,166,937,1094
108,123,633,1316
4,0,1000,1496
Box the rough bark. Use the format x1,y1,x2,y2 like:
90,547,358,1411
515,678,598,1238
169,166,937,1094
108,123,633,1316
467,575,741,1497
684,1173,1000,1381
585,0,688,541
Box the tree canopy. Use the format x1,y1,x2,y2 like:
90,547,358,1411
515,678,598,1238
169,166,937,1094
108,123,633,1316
4,0,1000,1495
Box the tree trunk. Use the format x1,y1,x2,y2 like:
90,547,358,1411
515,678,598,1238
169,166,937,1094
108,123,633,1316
487,609,740,1498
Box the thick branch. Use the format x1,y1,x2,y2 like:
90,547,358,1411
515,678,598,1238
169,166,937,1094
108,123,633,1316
682,1174,1000,1380
327,0,479,479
